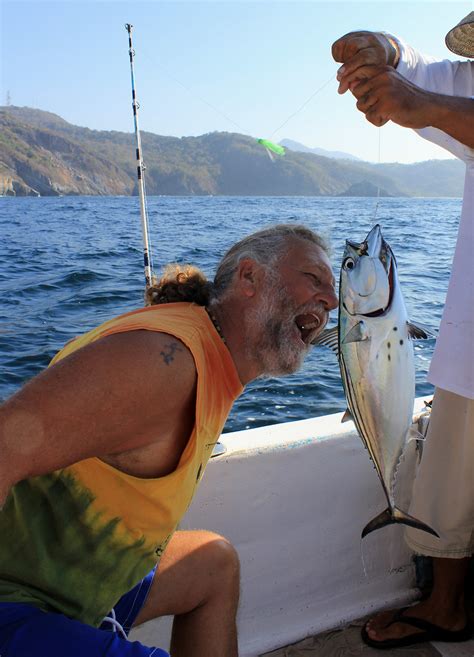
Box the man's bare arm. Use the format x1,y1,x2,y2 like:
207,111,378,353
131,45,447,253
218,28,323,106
348,66,474,147
332,30,474,149
0,330,197,505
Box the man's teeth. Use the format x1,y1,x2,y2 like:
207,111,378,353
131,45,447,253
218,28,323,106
295,314,323,344
300,318,321,330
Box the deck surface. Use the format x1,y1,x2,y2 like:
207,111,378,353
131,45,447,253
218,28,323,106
262,594,474,657
261,592,474,657
261,618,474,657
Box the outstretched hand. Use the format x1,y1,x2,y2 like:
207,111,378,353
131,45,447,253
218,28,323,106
331,30,431,129
348,67,433,128
332,31,399,94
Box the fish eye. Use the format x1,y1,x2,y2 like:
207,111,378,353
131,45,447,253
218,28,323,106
343,257,356,271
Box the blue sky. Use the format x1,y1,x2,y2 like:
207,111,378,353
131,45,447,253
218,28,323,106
1,0,472,163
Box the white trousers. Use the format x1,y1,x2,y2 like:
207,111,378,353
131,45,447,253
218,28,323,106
405,387,474,558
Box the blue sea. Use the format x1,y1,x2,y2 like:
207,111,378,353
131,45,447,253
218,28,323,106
0,195,461,433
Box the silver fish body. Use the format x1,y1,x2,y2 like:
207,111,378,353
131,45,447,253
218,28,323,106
317,225,438,538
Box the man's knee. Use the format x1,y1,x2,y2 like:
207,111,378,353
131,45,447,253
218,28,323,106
205,533,240,574
200,532,240,593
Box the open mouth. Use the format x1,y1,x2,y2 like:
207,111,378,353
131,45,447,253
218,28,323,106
361,259,394,318
295,313,323,344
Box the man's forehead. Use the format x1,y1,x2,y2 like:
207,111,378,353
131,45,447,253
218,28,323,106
285,239,332,268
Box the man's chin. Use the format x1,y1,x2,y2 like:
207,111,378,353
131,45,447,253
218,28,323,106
261,346,309,377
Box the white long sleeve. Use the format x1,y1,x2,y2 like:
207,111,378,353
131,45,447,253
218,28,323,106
396,38,474,162
395,39,474,399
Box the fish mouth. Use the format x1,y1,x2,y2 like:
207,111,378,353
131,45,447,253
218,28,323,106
295,313,325,344
360,257,395,318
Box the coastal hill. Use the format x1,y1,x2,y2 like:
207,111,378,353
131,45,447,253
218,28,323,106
0,106,464,198
279,138,362,161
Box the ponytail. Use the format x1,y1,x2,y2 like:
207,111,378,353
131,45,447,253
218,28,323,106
145,264,213,307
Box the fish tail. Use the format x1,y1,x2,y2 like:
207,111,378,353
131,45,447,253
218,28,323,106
361,507,439,539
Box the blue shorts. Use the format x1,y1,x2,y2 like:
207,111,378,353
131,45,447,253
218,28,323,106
0,568,169,656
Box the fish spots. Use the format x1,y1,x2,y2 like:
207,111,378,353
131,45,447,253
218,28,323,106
388,354,391,361
387,342,391,348
393,326,398,331
400,339,404,345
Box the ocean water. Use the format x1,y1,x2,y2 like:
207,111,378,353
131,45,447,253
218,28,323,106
0,195,461,432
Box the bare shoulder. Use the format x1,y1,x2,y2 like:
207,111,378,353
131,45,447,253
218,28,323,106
68,330,198,420
0,328,199,490
63,329,197,396
97,329,196,374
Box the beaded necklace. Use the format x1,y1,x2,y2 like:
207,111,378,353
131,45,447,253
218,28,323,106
205,307,226,345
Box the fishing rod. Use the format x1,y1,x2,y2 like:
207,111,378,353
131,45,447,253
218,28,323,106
125,23,155,290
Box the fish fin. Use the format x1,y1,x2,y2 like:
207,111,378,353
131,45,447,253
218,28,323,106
407,321,436,340
312,326,339,353
391,425,425,494
342,321,369,344
362,507,439,538
341,408,354,423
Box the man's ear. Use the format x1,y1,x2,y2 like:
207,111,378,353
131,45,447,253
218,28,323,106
237,258,263,298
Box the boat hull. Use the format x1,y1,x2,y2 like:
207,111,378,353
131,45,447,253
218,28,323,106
131,399,428,656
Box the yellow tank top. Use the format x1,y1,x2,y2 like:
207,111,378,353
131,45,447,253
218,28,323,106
0,303,243,626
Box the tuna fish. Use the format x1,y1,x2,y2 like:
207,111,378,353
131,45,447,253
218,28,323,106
315,225,438,538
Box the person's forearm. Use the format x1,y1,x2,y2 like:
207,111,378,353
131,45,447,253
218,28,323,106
425,94,474,149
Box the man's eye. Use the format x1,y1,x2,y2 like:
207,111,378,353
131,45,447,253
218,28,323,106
305,273,321,285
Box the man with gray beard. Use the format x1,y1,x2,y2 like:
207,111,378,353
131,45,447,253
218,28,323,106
0,224,337,657
243,253,320,376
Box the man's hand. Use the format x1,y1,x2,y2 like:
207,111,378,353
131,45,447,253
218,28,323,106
342,64,474,147
332,31,399,94
349,66,433,128
332,29,474,148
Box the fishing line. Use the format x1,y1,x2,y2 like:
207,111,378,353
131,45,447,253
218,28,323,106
372,128,382,221
138,42,336,144
269,74,335,140
139,46,246,133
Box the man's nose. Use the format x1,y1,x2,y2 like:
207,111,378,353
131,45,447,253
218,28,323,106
318,285,338,311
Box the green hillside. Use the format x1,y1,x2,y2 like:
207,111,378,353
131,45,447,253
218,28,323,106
0,106,465,198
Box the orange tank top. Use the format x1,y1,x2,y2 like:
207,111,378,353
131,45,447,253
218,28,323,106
0,303,243,626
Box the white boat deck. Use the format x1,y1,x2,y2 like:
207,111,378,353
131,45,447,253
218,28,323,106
263,578,474,656
262,613,474,657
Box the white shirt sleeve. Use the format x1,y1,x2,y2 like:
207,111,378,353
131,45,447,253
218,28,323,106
394,38,474,162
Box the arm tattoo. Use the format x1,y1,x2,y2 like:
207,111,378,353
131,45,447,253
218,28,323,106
160,342,183,365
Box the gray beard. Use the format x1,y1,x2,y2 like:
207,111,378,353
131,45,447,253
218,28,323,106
244,276,310,377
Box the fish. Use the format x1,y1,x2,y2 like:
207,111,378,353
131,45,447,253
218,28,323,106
315,224,438,538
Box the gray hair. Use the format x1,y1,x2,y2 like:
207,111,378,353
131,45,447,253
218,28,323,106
212,224,329,299
146,224,329,307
